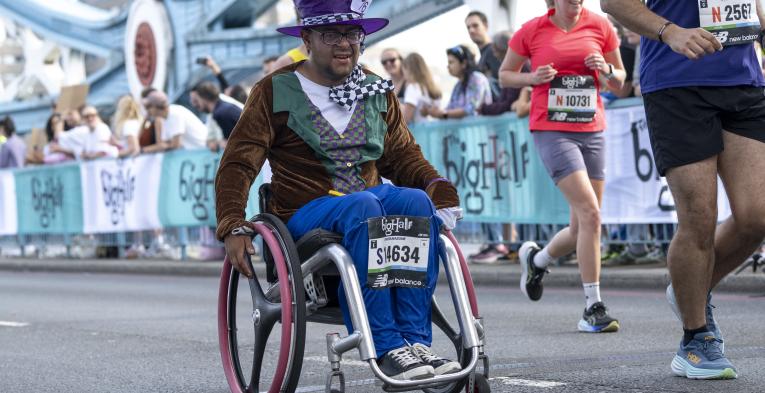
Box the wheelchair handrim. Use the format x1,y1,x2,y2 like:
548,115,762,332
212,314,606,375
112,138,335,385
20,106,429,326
217,224,296,393
445,231,479,317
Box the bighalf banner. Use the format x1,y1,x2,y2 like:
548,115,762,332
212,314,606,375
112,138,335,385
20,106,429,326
0,171,17,235
0,101,734,236
81,154,163,233
411,115,570,224
1,150,262,235
409,102,731,224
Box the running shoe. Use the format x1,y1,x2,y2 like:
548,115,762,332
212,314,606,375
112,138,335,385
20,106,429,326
469,244,510,264
578,301,620,333
666,283,723,353
671,332,737,379
410,343,461,375
377,346,434,380
519,241,548,301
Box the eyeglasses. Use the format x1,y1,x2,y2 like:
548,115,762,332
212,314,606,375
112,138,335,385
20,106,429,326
381,57,400,66
310,29,365,45
83,113,97,119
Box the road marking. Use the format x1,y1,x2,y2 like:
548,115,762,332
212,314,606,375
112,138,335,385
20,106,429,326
0,321,29,327
492,377,566,388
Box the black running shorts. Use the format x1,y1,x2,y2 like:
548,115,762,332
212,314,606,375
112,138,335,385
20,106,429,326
643,86,765,176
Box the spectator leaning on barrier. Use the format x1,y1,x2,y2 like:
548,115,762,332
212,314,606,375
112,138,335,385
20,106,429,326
190,81,243,150
138,87,159,148
0,116,25,169
380,48,407,98
501,0,626,333
63,109,81,131
401,52,442,124
112,95,142,158
424,44,492,120
142,91,207,152
478,30,532,117
52,106,118,160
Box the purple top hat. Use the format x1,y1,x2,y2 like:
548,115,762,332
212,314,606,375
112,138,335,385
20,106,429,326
276,0,389,37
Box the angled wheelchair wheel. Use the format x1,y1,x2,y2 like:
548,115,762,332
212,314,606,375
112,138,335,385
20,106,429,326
218,214,306,393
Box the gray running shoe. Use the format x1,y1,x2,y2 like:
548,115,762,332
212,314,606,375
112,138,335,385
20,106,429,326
666,283,723,353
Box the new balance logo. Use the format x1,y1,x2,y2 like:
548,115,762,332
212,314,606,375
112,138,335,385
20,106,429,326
372,274,388,288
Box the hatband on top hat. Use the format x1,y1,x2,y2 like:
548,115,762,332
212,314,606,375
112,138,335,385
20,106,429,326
276,0,389,37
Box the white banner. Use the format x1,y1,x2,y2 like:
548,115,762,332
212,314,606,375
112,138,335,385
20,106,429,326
81,154,163,233
0,171,17,235
601,105,731,223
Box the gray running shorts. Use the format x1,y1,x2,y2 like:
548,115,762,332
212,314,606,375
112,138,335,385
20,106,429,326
532,130,605,184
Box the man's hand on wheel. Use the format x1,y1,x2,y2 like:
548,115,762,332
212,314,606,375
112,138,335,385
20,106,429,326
224,235,256,278
662,24,722,60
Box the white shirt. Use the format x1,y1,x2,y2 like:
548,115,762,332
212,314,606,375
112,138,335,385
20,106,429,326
403,82,441,124
60,123,118,159
119,119,140,146
163,104,207,149
295,71,354,135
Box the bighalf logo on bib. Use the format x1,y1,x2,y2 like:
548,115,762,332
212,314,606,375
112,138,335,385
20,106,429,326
380,216,414,236
560,76,589,89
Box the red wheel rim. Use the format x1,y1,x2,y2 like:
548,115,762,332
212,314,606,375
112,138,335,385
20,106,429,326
446,231,479,317
218,223,295,393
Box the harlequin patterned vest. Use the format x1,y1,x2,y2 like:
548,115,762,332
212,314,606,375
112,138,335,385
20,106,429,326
308,100,367,194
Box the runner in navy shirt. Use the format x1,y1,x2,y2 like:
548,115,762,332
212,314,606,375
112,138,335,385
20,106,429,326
603,0,765,380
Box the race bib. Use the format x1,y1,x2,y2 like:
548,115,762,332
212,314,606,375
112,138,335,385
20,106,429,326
699,0,760,46
367,216,430,290
547,75,597,123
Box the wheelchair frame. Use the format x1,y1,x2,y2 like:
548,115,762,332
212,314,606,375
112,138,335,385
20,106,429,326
218,204,489,393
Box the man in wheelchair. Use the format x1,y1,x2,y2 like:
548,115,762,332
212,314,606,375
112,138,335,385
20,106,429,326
215,0,464,382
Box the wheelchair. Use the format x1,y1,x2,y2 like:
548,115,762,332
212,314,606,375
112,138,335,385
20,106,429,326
218,184,490,393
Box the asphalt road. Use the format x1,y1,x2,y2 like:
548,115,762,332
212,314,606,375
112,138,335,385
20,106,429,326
1,271,764,393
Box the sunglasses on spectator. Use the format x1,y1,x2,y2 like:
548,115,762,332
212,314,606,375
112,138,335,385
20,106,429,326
309,29,365,45
83,113,97,118
381,57,400,66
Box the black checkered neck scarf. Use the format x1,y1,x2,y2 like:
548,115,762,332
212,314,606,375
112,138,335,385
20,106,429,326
329,64,394,111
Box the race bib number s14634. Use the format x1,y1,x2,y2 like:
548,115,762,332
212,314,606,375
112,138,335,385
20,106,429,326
699,0,760,46
367,216,430,289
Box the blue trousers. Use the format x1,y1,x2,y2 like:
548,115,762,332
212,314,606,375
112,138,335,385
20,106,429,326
287,184,440,357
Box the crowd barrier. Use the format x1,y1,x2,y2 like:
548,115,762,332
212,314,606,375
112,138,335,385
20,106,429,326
0,98,732,258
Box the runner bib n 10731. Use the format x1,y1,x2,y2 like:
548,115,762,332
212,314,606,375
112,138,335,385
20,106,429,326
367,215,430,289
547,75,597,123
699,0,760,46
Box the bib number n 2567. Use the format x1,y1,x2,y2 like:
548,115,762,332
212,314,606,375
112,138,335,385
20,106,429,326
699,0,760,46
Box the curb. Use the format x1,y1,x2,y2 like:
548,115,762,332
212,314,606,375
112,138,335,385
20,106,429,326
1,258,763,293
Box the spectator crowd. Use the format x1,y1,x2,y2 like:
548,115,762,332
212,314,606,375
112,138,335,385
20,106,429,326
0,5,739,266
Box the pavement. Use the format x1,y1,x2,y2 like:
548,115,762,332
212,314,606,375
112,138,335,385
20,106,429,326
1,253,763,293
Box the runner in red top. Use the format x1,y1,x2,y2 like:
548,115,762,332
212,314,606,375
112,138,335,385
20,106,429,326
499,1,626,333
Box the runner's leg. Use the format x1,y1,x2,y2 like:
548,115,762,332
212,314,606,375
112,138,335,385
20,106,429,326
711,130,765,288
664,157,718,330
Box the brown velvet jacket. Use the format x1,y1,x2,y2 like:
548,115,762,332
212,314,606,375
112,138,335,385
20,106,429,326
215,62,459,241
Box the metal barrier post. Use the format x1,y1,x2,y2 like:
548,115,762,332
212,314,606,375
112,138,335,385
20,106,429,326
179,227,188,261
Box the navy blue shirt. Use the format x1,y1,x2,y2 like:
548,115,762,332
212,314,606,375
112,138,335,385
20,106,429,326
640,0,764,94
213,100,243,139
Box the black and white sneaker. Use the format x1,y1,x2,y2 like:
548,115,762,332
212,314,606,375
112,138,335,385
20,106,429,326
578,301,620,333
377,346,435,380
410,343,461,375
519,241,548,301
